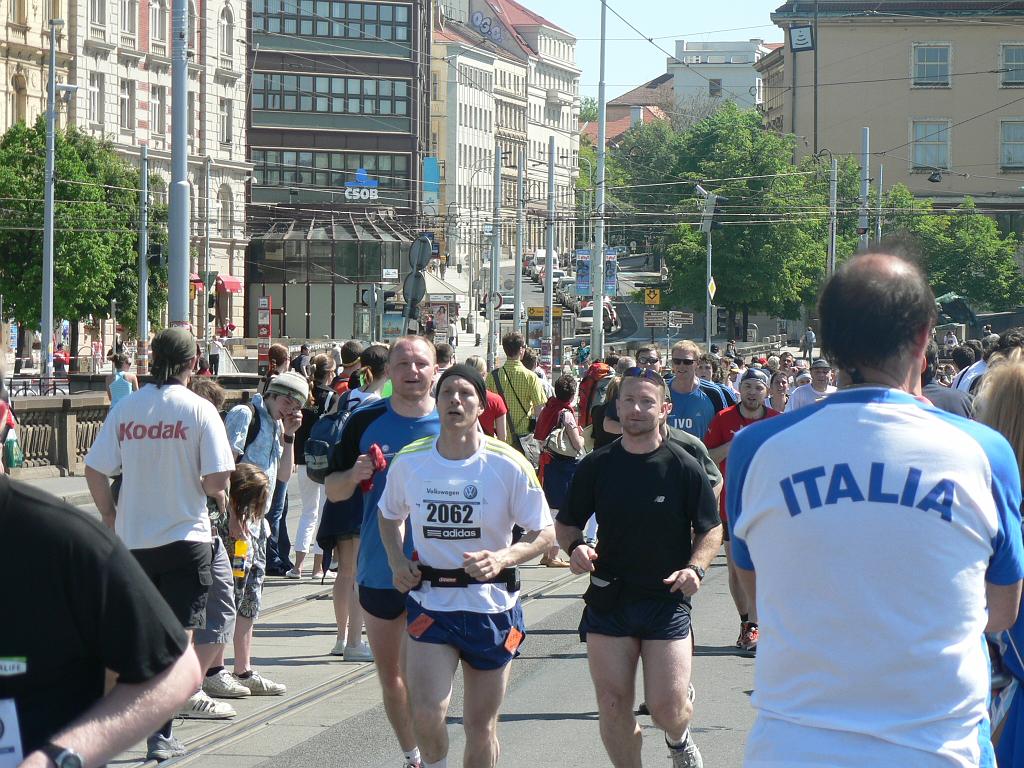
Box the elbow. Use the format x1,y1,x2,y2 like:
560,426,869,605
987,606,1019,634
537,526,556,550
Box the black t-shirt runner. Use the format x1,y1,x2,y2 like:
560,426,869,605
0,476,188,754
557,439,720,606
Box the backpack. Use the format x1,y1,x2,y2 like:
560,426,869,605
578,362,613,428
304,389,357,484
223,401,261,455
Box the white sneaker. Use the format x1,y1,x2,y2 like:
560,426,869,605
233,669,286,696
285,568,302,579
202,668,251,699
178,690,236,719
344,642,374,662
330,639,347,656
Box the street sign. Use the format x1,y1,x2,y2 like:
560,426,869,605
643,288,661,305
409,236,433,271
669,311,694,327
643,311,668,328
708,276,717,301
382,268,399,280
403,270,427,305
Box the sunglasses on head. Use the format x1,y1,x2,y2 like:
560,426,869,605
672,357,696,366
623,367,664,381
637,356,660,365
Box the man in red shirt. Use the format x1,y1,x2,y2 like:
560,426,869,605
704,367,780,655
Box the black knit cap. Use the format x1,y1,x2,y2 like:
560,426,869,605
435,363,487,404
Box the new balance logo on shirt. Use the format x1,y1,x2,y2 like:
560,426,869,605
117,420,189,441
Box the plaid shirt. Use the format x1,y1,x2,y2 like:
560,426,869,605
486,360,545,440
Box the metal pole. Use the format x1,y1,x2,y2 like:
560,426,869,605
543,136,555,371
705,231,712,349
138,147,149,374
828,156,837,277
41,19,61,382
467,205,474,334
859,126,870,251
591,0,608,359
514,151,524,334
813,0,819,155
168,0,190,324
875,164,884,244
488,138,501,370
203,156,212,355
368,282,376,342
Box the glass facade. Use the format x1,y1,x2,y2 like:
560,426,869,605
252,0,411,42
251,72,410,116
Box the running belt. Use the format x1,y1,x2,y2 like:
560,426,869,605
415,565,521,592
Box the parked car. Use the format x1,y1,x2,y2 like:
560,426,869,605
498,301,525,321
562,285,579,312
555,276,575,303
576,305,594,333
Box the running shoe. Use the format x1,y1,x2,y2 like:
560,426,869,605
344,642,374,661
202,668,251,699
284,568,302,579
330,639,347,656
146,735,187,762
739,622,759,655
233,669,286,695
178,690,236,719
667,734,703,768
402,760,422,768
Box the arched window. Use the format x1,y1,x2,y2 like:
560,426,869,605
218,186,233,237
219,6,233,60
187,0,197,51
150,0,167,46
12,74,27,125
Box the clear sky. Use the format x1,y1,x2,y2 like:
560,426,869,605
523,0,785,100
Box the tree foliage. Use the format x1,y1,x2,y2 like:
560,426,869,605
0,119,167,335
580,96,598,123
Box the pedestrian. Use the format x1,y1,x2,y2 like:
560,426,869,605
290,344,312,377
465,354,508,441
345,344,389,410
331,340,364,395
53,342,70,376
727,252,1024,767
785,357,836,411
765,370,789,413
485,332,546,465
0,475,203,768
325,336,442,768
379,363,556,768
261,343,290,394
663,341,733,438
217,370,308,696
289,354,337,580
522,346,554,399
105,353,139,406
83,327,236,760
799,326,816,360
921,340,973,418
703,367,780,656
534,374,583,568
209,337,225,375
556,368,722,767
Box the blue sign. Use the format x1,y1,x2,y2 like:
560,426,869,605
422,157,440,216
344,168,379,200
345,167,379,188
575,250,591,297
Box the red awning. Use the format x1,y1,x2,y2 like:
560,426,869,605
189,273,204,293
216,274,244,294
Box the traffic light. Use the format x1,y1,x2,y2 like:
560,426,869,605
360,289,398,311
146,243,165,269
208,293,217,309
700,193,730,234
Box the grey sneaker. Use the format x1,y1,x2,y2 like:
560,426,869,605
147,735,187,762
233,669,286,696
203,668,251,699
344,642,374,662
668,734,703,768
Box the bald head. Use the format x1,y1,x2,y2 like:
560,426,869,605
818,252,936,374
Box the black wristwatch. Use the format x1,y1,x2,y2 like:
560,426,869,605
282,433,295,444
566,538,588,557
40,743,84,768
685,564,705,582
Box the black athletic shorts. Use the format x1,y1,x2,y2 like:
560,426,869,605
131,540,213,630
579,597,691,642
359,585,407,621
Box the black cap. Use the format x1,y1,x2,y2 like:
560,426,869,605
435,363,487,405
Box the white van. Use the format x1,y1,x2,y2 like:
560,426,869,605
530,249,558,281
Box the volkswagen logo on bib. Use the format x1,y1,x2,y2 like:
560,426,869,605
463,484,478,500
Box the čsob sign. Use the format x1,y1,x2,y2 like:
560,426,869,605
344,168,380,201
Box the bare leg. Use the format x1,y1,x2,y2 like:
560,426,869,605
233,617,254,674
365,611,417,752
332,539,362,644
587,633,642,768
405,640,460,764
640,637,694,743
292,550,307,574
193,643,224,676
462,661,512,768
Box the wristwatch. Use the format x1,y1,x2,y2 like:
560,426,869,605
282,433,295,444
40,743,84,768
685,564,705,582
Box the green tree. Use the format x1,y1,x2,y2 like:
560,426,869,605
580,96,598,123
0,119,166,336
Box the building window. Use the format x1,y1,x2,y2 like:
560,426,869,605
121,0,137,34
151,85,167,135
912,44,950,87
119,79,135,132
219,98,233,145
250,148,411,198
150,0,167,46
188,0,197,50
218,186,233,236
252,0,411,42
708,78,723,97
219,6,233,59
911,120,950,169
89,0,105,26
187,90,196,140
12,75,27,124
88,72,104,125
1001,121,1024,168
251,72,411,116
1003,45,1024,86
8,0,25,23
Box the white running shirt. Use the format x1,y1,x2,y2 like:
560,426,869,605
86,383,236,550
379,435,552,613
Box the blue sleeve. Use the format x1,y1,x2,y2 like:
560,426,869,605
986,436,1024,586
223,405,251,456
726,427,757,571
